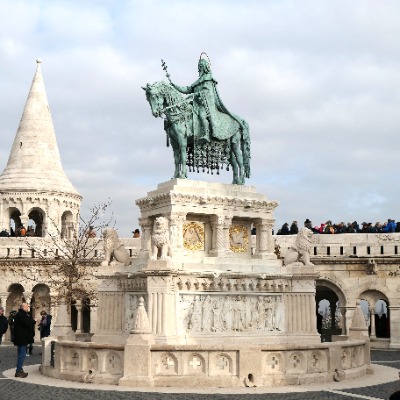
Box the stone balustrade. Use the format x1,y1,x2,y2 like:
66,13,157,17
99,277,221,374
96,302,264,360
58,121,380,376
43,339,370,387
0,237,141,260
1,234,399,260
273,233,400,258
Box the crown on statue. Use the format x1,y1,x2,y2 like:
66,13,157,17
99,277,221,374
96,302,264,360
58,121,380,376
198,52,211,72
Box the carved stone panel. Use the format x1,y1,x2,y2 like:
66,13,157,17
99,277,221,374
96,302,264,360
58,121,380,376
183,222,205,251
308,350,327,373
264,352,284,374
286,351,306,374
155,352,178,375
229,225,249,253
125,293,147,333
178,294,283,334
105,352,122,375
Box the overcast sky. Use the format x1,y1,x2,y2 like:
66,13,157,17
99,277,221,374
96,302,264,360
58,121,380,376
1,0,400,236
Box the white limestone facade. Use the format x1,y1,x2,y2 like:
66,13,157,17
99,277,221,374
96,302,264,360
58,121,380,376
0,60,81,238
0,61,377,388
70,179,371,388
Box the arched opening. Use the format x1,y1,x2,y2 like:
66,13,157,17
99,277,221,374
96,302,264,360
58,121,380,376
71,300,78,331
316,281,346,342
7,283,25,309
9,208,22,237
70,297,91,334
359,291,390,341
376,299,389,338
31,284,51,321
28,208,45,237
82,298,91,333
61,211,74,239
6,283,25,342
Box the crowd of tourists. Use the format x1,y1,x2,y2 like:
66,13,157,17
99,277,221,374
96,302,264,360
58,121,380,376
276,219,400,235
0,225,36,237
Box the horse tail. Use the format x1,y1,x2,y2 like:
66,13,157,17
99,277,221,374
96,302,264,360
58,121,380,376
240,119,251,178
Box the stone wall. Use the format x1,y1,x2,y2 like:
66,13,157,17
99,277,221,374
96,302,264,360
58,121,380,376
43,339,370,387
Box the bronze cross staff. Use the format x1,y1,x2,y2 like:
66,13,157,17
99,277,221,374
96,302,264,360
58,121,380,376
161,59,171,83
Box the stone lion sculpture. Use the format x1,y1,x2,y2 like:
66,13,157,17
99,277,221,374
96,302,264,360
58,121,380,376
283,227,314,266
101,228,131,267
150,216,172,260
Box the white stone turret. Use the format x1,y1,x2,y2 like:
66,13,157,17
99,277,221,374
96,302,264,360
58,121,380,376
0,59,81,237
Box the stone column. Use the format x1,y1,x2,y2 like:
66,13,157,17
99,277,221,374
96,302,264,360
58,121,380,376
146,275,175,340
49,296,57,320
89,298,98,334
20,212,29,231
0,293,7,314
169,212,186,257
254,218,276,259
331,301,337,330
389,305,400,348
75,299,82,333
339,307,347,335
345,306,356,337
138,217,153,259
223,216,232,253
209,215,231,257
369,304,376,339
0,201,4,231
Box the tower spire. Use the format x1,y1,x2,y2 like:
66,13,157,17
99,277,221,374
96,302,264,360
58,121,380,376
0,59,79,195
0,59,81,236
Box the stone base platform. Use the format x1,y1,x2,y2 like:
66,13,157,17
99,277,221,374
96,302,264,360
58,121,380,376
42,338,372,388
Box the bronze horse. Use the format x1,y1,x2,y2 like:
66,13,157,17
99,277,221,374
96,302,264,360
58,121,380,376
143,81,250,184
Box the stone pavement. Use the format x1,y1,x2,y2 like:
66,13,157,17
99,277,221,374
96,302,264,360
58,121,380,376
0,345,400,400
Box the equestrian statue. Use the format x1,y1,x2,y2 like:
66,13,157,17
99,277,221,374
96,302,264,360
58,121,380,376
143,53,251,185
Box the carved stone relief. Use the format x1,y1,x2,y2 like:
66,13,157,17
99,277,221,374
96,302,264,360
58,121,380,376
179,294,283,334
342,348,352,370
174,276,290,293
183,222,205,251
106,352,122,375
351,346,363,368
286,351,306,374
308,351,326,373
125,294,147,332
265,352,284,374
229,225,249,253
65,350,80,370
88,352,99,371
156,353,178,375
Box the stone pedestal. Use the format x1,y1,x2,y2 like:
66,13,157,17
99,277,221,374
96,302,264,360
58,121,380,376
119,334,154,386
135,179,281,269
51,300,75,340
44,180,372,388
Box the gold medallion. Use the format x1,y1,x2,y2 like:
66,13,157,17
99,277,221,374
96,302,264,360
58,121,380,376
183,222,205,251
229,225,249,253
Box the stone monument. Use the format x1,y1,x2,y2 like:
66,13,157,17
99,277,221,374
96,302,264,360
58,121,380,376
41,56,372,388
143,54,250,185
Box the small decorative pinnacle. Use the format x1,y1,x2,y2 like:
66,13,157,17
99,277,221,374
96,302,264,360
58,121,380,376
36,58,42,64
131,296,151,334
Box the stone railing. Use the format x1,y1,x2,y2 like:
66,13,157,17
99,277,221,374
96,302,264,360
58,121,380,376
1,234,399,260
0,237,141,260
42,339,124,385
41,338,371,387
273,233,400,258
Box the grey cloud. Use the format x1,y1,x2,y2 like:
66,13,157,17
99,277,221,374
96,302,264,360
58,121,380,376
1,1,400,235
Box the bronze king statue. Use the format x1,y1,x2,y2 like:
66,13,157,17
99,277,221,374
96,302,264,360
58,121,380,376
143,53,251,185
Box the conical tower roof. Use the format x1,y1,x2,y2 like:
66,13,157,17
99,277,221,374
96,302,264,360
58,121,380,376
0,59,80,196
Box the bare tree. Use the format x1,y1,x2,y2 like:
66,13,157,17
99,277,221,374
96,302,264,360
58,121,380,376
23,200,114,311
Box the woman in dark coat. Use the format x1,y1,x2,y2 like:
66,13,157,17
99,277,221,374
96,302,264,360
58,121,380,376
38,310,52,339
